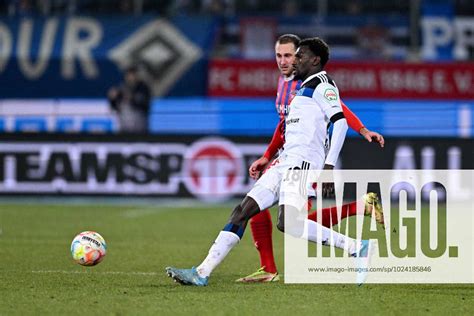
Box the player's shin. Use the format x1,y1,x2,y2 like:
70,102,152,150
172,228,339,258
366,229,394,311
196,197,260,278
283,205,359,256
310,202,359,227
196,228,241,278
303,219,360,256
250,210,277,273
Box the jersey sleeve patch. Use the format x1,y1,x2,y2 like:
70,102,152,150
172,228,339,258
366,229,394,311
324,88,338,102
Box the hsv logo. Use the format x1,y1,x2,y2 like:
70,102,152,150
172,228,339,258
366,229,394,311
182,138,244,202
108,19,202,96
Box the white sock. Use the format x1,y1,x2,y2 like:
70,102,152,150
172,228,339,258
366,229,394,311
196,231,240,278
304,219,359,255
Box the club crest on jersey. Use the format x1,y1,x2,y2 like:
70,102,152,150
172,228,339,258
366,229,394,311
324,88,338,101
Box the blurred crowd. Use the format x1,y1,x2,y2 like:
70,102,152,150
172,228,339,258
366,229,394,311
0,0,413,17
3,0,473,17
2,0,473,18
2,0,473,62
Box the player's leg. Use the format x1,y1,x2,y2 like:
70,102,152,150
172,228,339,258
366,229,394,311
166,166,281,286
276,165,375,285
166,196,261,286
234,209,279,282
235,161,283,282
307,194,384,227
307,200,358,227
196,196,261,276
250,211,277,274
277,203,366,257
249,211,274,273
248,160,279,275
276,164,367,257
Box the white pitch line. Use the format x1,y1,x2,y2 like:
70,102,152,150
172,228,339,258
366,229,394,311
32,270,159,276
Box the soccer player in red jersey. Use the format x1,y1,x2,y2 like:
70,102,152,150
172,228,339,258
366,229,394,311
236,34,385,283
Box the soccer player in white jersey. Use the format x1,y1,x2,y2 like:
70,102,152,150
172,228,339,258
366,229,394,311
166,37,371,286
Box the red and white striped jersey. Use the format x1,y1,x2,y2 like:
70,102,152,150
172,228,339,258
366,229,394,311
275,74,302,120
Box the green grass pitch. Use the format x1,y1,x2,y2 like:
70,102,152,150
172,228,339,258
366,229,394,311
0,201,472,315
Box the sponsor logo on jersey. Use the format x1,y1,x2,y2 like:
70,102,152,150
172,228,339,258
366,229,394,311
286,118,300,125
277,103,290,117
324,88,338,101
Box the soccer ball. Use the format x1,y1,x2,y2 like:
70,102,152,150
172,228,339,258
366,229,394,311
71,231,107,266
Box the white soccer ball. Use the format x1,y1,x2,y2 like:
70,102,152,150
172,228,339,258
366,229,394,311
70,231,107,266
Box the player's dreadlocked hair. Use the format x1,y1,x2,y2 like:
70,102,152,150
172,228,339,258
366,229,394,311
276,34,301,48
299,37,330,67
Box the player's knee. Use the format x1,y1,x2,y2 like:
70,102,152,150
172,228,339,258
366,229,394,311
229,197,260,226
277,205,285,232
229,204,245,225
276,218,285,232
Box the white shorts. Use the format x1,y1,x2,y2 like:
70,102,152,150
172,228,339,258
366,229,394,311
247,154,321,210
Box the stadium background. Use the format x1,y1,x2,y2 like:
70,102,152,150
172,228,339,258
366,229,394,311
0,0,472,201
0,1,473,315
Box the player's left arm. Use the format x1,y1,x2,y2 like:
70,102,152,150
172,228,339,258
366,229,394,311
314,84,348,169
341,101,364,132
341,100,384,147
359,127,385,147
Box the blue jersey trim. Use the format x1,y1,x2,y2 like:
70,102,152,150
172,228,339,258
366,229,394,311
296,87,315,98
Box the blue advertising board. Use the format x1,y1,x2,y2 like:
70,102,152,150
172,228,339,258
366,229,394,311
149,98,474,138
0,15,216,97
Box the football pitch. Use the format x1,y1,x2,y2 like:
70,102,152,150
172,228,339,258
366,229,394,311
0,200,472,315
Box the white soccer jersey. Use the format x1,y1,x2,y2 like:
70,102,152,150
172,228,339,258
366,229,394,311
247,70,348,210
283,71,347,169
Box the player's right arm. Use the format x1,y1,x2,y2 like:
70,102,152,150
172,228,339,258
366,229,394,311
263,119,284,160
249,119,285,179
